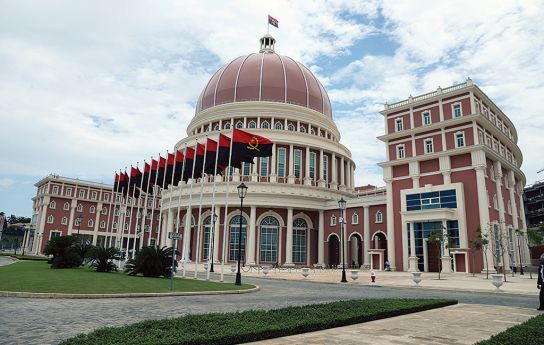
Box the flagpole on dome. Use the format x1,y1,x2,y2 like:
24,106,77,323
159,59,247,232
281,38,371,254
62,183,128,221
156,150,169,247
147,155,160,246
132,161,146,255
183,143,198,273
175,144,188,276
208,133,222,277
220,130,235,282
194,137,209,279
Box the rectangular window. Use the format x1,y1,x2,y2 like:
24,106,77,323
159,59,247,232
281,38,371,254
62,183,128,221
104,193,109,201
242,162,250,176
406,189,457,211
453,104,462,117
277,148,286,177
455,132,465,148
66,187,72,197
51,231,61,239
79,190,85,198
91,191,97,200
294,149,302,178
309,152,316,180
292,229,306,263
425,139,434,154
395,118,404,132
423,111,431,125
52,185,59,194
397,145,405,159
260,157,269,177
322,155,329,182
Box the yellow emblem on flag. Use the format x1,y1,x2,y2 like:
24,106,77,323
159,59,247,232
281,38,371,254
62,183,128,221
247,136,260,151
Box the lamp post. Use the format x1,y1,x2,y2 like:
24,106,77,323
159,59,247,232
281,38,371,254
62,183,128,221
76,214,83,241
235,182,248,286
210,213,218,273
516,231,524,275
338,197,348,283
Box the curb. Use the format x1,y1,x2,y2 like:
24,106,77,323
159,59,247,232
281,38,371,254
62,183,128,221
0,285,260,299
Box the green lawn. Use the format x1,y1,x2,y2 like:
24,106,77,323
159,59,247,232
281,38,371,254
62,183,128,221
0,261,254,294
476,313,544,345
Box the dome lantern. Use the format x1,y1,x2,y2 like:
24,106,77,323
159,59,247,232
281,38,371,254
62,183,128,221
259,34,276,53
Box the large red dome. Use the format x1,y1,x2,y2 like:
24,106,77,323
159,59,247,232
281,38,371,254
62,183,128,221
195,35,332,118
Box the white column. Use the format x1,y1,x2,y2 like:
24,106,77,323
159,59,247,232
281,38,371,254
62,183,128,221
183,207,192,261
67,199,77,235
363,206,370,268
318,210,325,266
288,144,294,183
319,149,324,180
247,206,257,265
213,207,221,263
304,146,311,186
441,219,452,273
92,202,102,245
167,208,175,247
475,165,495,273
494,161,511,271
285,207,294,266
331,153,337,189
270,143,277,182
408,221,418,272
251,158,258,182
340,156,345,187
36,199,49,254
350,163,355,190
385,175,396,270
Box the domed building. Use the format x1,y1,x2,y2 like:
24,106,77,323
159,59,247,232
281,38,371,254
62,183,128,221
30,34,530,275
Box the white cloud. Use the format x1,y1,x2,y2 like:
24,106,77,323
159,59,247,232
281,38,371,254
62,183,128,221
0,178,15,187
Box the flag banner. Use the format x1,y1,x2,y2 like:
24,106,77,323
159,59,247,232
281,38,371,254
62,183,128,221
120,171,129,196
157,156,167,184
165,153,175,184
130,167,142,197
268,15,279,28
231,128,273,166
148,159,159,194
173,150,185,184
113,172,120,191
194,143,206,178
204,138,220,175
182,147,195,182
218,133,238,170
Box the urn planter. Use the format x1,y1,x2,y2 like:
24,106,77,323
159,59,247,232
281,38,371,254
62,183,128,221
491,274,504,290
262,266,270,276
301,267,310,278
350,269,359,281
411,272,422,286
370,271,376,283
230,265,236,273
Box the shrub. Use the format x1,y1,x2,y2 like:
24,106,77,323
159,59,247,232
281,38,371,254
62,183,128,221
89,246,120,272
44,235,84,268
124,246,178,278
73,243,94,262
61,298,457,345
475,313,544,345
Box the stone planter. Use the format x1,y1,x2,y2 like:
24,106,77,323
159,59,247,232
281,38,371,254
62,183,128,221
301,267,310,278
230,265,236,273
262,266,270,276
491,274,504,290
411,272,422,286
370,271,376,283
350,269,359,281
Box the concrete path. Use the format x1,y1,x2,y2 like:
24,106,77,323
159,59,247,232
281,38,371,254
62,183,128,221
249,304,540,345
0,255,17,266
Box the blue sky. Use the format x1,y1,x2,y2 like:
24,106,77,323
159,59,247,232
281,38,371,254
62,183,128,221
1,0,544,217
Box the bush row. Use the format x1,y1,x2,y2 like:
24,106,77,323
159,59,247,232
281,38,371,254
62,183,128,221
0,253,48,261
476,313,544,345
61,298,457,345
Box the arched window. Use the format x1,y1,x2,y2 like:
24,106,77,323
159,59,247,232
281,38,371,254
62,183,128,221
261,121,270,129
88,219,94,227
287,123,295,131
61,216,68,225
102,207,107,215
310,128,316,135
76,204,83,212
293,218,307,263
47,215,54,223
259,216,279,263
100,220,106,228
49,201,56,209
330,215,336,226
236,120,243,129
248,120,257,129
229,215,247,261
113,222,117,229
64,202,70,210
275,121,283,130
493,195,498,210
352,213,359,225
202,216,214,260
214,124,220,131
90,205,95,214
300,126,306,133
375,211,383,223
224,122,231,129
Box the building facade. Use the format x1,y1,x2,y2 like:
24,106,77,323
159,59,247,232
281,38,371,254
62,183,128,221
524,180,544,229
30,34,530,273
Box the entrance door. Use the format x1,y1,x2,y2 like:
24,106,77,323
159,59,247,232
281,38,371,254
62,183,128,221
328,235,340,268
427,242,441,272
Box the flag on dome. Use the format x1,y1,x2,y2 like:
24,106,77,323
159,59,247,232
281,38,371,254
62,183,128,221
173,150,185,183
204,138,220,175
194,143,206,178
182,147,195,182
218,133,235,170
268,15,278,28
231,128,273,166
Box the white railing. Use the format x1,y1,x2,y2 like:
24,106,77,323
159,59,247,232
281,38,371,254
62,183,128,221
385,79,472,110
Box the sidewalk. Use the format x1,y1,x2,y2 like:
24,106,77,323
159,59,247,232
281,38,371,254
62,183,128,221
248,304,541,345
235,267,540,296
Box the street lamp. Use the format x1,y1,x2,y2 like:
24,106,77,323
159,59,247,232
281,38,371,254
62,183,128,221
235,182,248,286
76,214,83,239
338,197,348,283
210,213,218,273
516,230,524,275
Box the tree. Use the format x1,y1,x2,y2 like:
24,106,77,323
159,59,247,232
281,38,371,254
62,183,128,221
489,223,509,282
518,224,544,279
89,246,120,272
124,246,179,278
73,243,94,263
44,235,83,269
426,228,452,280
470,227,490,279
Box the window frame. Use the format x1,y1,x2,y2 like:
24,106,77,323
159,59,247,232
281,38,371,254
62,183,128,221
277,147,286,177
452,103,462,118
375,211,383,223
455,131,465,148
422,111,432,126
330,215,337,226
294,149,302,179
395,118,404,132
396,144,405,159
424,138,434,154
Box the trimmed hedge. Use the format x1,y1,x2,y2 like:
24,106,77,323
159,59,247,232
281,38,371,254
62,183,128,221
476,313,544,345
61,298,457,345
0,253,48,261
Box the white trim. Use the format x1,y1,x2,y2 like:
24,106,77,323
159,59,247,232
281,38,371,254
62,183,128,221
422,110,432,126
348,231,363,241
326,232,340,242
396,144,405,159
395,118,404,132
371,230,387,241
375,211,383,223
452,102,462,118
330,215,337,226
424,138,434,154
454,131,465,148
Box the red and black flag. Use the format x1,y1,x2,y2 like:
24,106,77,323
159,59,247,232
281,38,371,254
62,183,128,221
204,138,221,175
231,128,273,167
143,162,152,193
218,133,235,170
194,143,206,178
157,155,167,185
148,159,159,194
113,172,120,192
173,150,185,184
268,15,279,28
164,153,176,185
182,147,195,182
129,166,142,197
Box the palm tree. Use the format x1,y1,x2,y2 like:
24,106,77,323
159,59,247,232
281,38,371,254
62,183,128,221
124,246,178,278
89,246,120,272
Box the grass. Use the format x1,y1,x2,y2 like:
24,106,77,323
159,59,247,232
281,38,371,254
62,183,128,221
475,313,544,345
61,298,457,345
0,261,254,294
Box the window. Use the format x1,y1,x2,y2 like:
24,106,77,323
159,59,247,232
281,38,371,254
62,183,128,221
100,221,106,229
352,213,359,225
310,128,316,135
493,195,498,210
91,191,97,200
493,224,501,264
248,120,256,128
76,204,83,212
115,207,120,216
294,149,302,179
47,215,54,223
88,219,94,227
260,157,269,177
113,222,118,230
260,216,278,263
406,189,457,211
309,152,316,180
224,122,231,129
50,231,61,239
214,124,220,131
424,139,434,154
490,166,495,181
236,120,243,129
49,201,56,209
261,121,270,129
229,215,247,261
242,162,251,176
397,144,405,159
330,215,337,226
395,118,404,132
422,111,431,125
79,190,85,198
322,155,329,182
275,121,283,130
52,185,59,194
90,206,95,214
202,216,213,260
102,207,107,215
453,103,462,117
375,211,383,223
478,131,483,144
65,187,72,197
61,216,68,225
63,202,70,211
455,132,465,148
124,223,128,230
277,148,286,177
299,126,306,133
507,201,512,215
293,218,307,263
287,123,295,131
